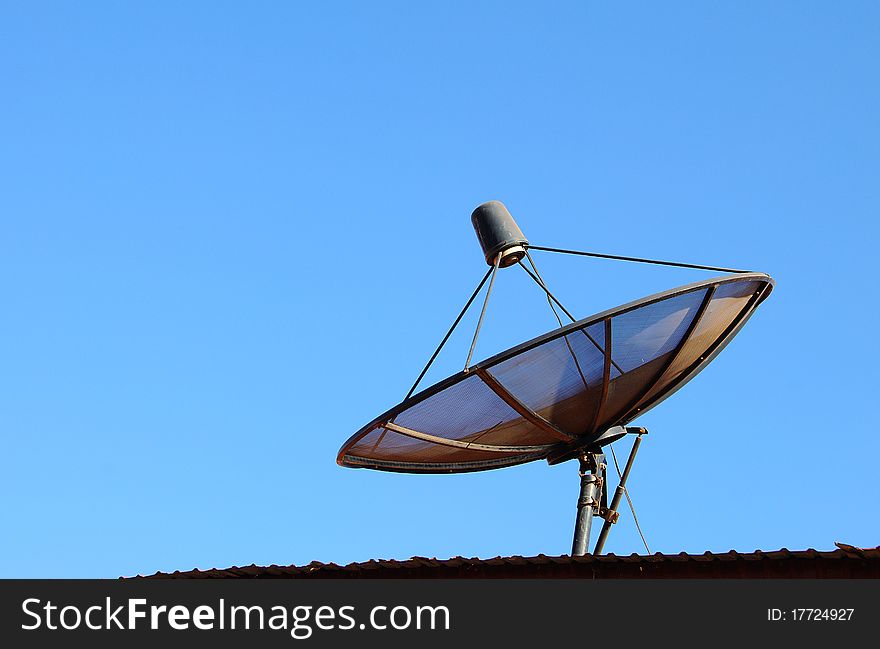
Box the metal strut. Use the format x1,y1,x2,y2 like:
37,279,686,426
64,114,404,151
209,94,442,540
517,257,578,322
593,432,645,555
404,265,494,400
464,252,502,371
518,252,626,376
526,245,751,274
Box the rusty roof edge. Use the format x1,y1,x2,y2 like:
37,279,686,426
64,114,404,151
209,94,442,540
130,546,880,579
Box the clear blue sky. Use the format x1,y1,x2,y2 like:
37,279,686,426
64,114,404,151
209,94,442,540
1,2,877,578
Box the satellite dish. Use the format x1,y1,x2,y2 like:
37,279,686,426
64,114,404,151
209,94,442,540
337,201,773,555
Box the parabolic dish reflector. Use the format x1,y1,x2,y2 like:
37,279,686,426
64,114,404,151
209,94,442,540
337,273,773,473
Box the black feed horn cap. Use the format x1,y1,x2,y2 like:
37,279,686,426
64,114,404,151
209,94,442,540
470,200,529,267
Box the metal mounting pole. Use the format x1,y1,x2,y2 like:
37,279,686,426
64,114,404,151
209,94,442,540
593,433,644,555
571,452,605,556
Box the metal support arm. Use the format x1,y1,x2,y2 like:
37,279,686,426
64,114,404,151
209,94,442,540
593,433,645,555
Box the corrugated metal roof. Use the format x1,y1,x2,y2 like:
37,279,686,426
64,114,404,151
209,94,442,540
135,544,879,579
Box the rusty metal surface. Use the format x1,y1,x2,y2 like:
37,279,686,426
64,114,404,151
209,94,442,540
135,546,880,579
338,273,774,474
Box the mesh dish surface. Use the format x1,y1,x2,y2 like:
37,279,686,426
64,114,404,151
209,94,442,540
338,273,773,473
